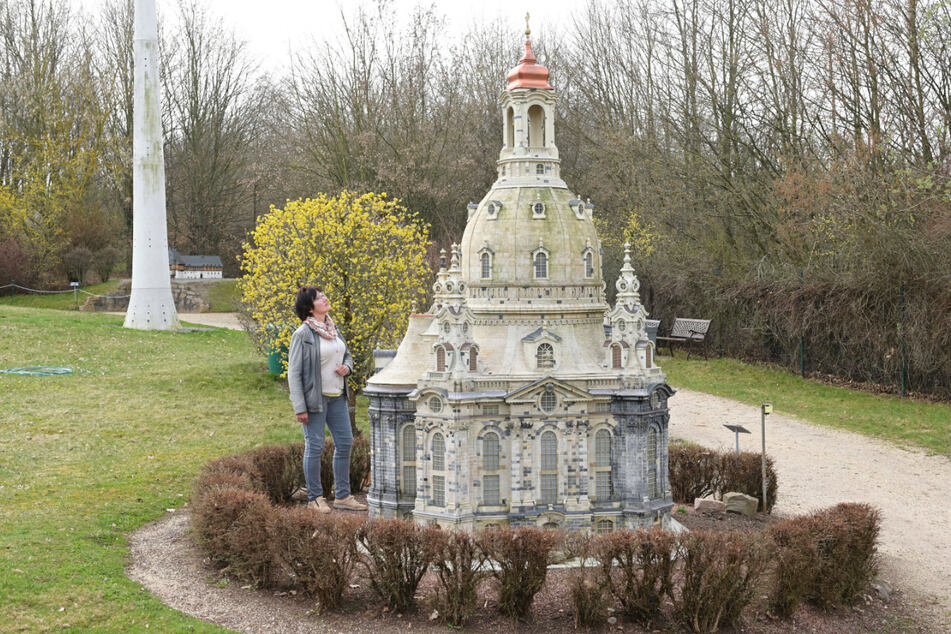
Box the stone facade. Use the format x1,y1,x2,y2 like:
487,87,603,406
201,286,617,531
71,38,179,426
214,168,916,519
364,30,674,533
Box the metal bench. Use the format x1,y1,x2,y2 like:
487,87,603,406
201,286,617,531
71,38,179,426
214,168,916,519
656,318,712,359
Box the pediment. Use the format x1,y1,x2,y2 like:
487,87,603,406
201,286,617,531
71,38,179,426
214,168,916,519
504,377,592,404
521,327,562,343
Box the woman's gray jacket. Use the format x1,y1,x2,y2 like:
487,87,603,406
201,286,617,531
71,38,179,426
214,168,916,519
287,322,354,414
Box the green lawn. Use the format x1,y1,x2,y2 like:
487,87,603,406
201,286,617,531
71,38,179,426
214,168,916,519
0,280,122,310
0,306,367,631
661,355,951,457
206,279,239,312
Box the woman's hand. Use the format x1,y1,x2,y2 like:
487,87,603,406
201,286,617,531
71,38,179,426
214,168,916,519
296,412,308,424
334,364,349,376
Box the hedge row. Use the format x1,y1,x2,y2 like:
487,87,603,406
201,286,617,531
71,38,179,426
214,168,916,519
191,445,880,631
669,441,779,512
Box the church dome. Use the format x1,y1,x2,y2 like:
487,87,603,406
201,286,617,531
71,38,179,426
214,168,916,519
506,38,553,91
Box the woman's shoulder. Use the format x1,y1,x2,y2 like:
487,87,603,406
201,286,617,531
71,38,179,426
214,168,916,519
291,322,309,339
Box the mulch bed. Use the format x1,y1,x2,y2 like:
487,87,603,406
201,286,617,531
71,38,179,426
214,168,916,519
197,496,939,633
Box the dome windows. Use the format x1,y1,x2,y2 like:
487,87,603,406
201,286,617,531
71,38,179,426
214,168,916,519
531,201,545,218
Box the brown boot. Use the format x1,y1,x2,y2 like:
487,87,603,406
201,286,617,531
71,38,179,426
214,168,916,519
333,495,367,511
306,496,332,514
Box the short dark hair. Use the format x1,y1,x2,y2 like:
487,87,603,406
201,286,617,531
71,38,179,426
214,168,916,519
294,285,323,321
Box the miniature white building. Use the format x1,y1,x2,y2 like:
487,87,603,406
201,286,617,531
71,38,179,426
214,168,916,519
365,29,673,532
168,249,223,280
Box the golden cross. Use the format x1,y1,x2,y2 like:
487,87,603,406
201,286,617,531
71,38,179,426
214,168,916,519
525,12,531,36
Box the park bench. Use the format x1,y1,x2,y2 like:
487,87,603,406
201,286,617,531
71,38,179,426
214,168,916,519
656,318,712,359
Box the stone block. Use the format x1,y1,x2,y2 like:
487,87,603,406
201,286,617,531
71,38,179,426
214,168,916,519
723,491,758,516
693,497,726,513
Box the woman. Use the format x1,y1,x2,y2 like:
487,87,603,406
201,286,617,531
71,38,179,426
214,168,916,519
287,286,367,513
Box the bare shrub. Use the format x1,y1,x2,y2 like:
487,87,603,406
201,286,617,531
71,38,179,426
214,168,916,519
92,245,120,282
269,507,361,610
191,454,265,508
668,442,720,503
247,444,304,504
60,246,93,284
357,518,438,612
770,503,881,610
720,452,778,513
190,487,272,586
596,528,676,626
563,532,608,628
767,515,819,618
350,434,371,493
427,528,488,627
478,526,562,620
670,443,779,512
673,530,771,633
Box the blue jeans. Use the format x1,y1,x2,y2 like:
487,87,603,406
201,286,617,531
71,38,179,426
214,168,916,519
301,394,352,500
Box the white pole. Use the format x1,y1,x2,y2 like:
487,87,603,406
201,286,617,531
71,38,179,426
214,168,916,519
124,0,179,330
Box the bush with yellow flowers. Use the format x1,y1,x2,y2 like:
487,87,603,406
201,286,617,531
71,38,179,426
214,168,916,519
239,191,431,402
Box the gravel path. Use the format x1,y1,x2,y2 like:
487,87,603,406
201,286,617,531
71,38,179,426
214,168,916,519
669,387,951,622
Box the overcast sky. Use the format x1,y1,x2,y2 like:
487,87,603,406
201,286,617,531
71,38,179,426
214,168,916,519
75,0,584,73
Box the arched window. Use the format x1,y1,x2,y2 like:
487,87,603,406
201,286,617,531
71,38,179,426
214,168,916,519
596,519,614,534
481,252,491,279
611,344,622,369
506,106,515,147
401,425,416,497
584,251,594,278
594,429,613,501
533,251,548,279
536,343,554,369
539,391,557,412
432,432,446,506
648,426,659,498
436,346,446,371
469,346,478,371
527,104,544,148
536,163,544,175
540,431,557,505
483,431,500,506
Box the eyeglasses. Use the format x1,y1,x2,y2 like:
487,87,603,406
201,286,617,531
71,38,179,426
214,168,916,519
315,292,327,300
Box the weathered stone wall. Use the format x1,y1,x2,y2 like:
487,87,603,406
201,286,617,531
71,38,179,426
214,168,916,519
80,280,211,313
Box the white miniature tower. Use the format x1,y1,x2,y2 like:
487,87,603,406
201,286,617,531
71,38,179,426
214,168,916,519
124,0,179,330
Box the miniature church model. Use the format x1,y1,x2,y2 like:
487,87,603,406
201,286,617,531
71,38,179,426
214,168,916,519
364,26,674,532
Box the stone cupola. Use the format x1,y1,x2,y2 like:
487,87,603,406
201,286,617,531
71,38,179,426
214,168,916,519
460,19,602,320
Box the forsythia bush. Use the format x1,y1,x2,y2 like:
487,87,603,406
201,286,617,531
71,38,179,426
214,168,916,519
239,191,431,392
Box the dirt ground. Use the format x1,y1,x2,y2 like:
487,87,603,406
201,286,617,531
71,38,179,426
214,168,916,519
126,386,951,632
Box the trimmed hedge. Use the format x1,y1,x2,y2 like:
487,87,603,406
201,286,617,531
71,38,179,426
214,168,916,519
669,441,778,512
768,503,881,615
191,443,880,628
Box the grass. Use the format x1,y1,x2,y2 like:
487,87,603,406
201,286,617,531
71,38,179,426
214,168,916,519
661,354,951,457
0,305,367,631
206,279,239,312
0,279,122,311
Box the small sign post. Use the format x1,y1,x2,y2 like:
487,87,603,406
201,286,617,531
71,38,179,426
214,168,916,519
723,424,751,456
70,281,80,308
